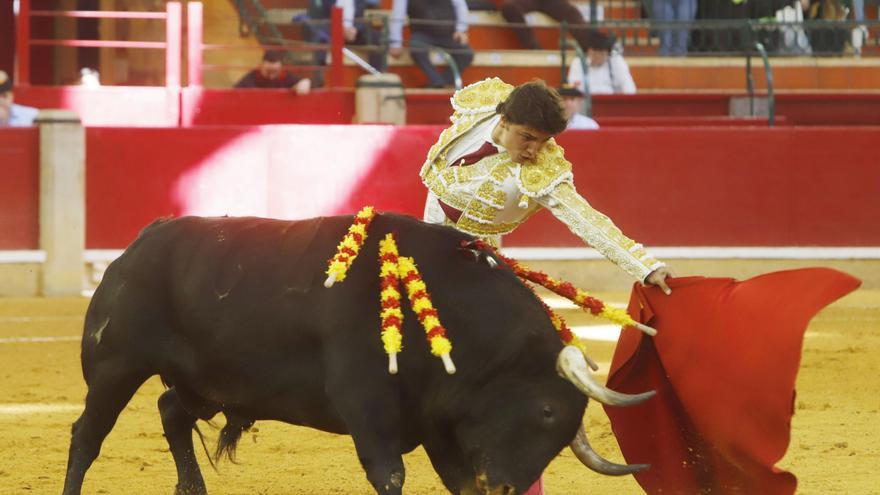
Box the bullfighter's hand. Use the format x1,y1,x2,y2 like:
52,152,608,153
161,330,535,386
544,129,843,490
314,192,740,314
453,31,469,45
389,46,404,59
344,26,358,42
645,266,675,295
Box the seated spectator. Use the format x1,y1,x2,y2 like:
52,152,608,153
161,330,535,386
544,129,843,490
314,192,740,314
234,51,311,94
691,0,799,53
558,84,599,130
389,0,473,89
300,0,385,85
567,32,636,95
650,0,697,56
0,70,39,127
499,0,598,50
806,0,850,54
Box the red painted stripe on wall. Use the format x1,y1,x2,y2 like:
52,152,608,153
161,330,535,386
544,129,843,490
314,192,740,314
83,125,880,249
0,128,39,249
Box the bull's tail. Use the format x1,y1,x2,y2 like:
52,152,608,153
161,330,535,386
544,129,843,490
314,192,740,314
192,422,218,472
213,414,255,464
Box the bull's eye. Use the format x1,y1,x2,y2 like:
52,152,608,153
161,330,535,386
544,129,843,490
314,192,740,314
542,405,554,420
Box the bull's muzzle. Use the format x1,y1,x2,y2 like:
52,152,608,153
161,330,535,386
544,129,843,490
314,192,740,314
461,472,516,495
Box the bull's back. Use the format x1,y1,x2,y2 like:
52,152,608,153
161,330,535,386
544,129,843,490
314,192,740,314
81,216,349,380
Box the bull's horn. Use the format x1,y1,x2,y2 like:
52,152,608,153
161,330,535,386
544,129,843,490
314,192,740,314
570,425,649,476
556,346,655,407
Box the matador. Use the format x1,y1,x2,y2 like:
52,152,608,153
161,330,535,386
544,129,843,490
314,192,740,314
420,77,672,288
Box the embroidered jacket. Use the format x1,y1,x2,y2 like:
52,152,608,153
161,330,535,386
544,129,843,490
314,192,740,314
420,77,663,282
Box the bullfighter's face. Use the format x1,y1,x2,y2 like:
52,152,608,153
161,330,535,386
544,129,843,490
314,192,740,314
492,117,554,165
435,375,586,494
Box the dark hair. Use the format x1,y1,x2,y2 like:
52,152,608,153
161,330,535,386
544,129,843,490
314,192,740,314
262,50,284,63
495,80,567,136
585,30,615,52
0,70,12,93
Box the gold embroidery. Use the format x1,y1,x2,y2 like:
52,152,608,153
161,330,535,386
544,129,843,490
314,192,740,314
456,216,520,236
546,182,661,281
465,199,501,223
516,139,573,196
490,163,513,183
452,78,515,114
475,182,506,208
421,113,496,179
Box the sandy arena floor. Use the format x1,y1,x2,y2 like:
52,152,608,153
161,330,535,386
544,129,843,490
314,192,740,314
0,289,877,494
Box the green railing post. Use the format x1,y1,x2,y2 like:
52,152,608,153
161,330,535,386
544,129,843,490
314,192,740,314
560,21,568,85
745,40,774,127
559,22,592,118
755,41,775,127
378,14,389,73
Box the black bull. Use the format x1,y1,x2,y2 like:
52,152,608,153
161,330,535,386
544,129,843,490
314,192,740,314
62,213,653,495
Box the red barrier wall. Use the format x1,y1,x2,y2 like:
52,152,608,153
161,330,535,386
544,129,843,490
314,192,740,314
407,93,880,126
12,87,880,127
507,127,880,247
0,128,39,249
82,125,880,250
180,88,355,126
85,125,442,247
15,86,180,127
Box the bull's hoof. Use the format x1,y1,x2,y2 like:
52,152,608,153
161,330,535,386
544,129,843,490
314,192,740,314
174,482,207,495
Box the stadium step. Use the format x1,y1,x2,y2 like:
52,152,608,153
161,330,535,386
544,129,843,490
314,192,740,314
336,53,880,91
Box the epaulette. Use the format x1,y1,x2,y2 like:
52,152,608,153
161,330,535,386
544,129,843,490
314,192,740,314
449,77,515,116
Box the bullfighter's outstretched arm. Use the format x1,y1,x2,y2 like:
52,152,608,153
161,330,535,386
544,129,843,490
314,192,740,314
535,180,665,282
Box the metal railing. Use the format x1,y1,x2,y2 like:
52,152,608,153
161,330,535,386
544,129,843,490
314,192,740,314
15,0,182,87
559,22,592,117
746,42,776,127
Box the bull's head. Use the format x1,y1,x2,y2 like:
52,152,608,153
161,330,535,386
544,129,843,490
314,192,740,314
424,345,651,495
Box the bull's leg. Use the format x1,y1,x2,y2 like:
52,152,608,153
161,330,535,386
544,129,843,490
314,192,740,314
341,406,406,494
62,364,149,495
422,431,475,494
158,388,207,495
327,381,405,494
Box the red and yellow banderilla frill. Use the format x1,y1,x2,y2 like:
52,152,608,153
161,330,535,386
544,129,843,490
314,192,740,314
398,256,456,374
463,239,657,337
378,234,404,374
325,206,376,287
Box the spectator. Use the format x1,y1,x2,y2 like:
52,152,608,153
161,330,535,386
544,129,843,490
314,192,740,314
851,0,867,55
234,51,312,94
651,0,697,56
567,31,636,95
0,102,9,126
558,84,599,130
0,70,39,127
691,0,797,53
806,0,850,53
301,0,385,85
499,0,598,51
389,0,473,88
